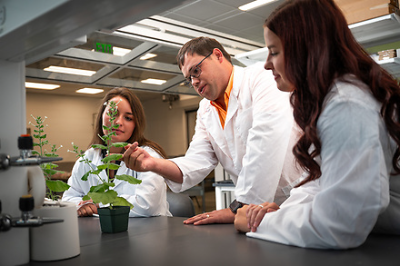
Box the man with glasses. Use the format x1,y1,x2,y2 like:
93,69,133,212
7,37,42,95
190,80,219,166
123,37,303,225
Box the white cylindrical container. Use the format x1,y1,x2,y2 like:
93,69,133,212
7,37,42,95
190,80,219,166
30,201,80,261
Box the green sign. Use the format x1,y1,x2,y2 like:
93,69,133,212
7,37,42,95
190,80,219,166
95,42,113,54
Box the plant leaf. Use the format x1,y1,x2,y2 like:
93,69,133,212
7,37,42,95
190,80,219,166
111,197,133,209
89,190,118,205
102,154,122,163
46,180,70,192
116,174,142,185
42,169,58,176
88,182,114,193
81,171,90,181
96,164,109,171
82,195,90,201
111,142,128,148
91,144,107,150
106,163,120,170
91,169,103,175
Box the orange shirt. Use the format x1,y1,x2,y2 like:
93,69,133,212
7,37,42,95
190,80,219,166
210,72,234,129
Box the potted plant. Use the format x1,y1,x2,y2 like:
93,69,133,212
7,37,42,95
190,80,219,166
28,115,80,261
30,115,70,200
70,100,142,233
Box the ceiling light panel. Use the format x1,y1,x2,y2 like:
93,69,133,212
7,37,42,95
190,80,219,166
76,88,104,94
44,66,96,76
239,0,278,11
141,78,167,85
25,82,60,90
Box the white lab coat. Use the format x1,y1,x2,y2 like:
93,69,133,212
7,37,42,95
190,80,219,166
247,76,400,249
168,63,303,205
62,147,171,217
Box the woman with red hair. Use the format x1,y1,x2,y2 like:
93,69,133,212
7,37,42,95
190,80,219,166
235,0,400,249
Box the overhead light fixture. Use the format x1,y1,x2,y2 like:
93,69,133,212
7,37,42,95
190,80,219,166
141,78,166,85
239,0,278,11
44,66,96,76
140,53,157,60
25,82,60,90
113,46,131,56
140,78,167,85
76,88,104,94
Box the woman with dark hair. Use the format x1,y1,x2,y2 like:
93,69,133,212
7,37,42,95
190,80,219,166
63,87,171,217
235,0,400,249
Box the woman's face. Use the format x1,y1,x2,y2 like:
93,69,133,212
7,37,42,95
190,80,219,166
102,96,135,143
264,27,294,92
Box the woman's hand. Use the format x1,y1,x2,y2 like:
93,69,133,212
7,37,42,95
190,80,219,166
246,202,280,232
234,202,280,233
77,199,99,217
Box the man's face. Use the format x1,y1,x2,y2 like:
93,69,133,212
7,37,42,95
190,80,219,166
181,51,225,102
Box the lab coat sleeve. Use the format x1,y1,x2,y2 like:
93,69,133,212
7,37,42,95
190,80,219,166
247,94,390,249
118,147,171,217
235,69,294,204
167,101,219,192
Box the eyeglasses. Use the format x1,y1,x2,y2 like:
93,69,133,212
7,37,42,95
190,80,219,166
184,51,213,88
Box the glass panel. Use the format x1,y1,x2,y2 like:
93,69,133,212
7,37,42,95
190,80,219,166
109,68,176,82
140,46,180,65
75,32,143,52
26,57,105,71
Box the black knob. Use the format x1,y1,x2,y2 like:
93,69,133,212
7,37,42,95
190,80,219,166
19,195,34,212
0,201,12,231
18,135,33,150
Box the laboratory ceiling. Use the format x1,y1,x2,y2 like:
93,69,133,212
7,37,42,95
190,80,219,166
24,0,285,101
22,0,400,101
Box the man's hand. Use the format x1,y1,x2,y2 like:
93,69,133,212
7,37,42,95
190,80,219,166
122,142,154,172
77,199,99,217
234,205,250,233
184,208,235,225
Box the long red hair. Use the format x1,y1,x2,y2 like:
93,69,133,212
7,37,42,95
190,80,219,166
265,0,400,184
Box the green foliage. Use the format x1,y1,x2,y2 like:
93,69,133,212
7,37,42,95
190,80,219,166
69,100,142,210
29,115,70,201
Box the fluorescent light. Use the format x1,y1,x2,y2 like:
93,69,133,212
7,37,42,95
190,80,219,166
141,78,166,85
25,82,60,90
76,88,104,94
44,66,96,76
239,0,278,11
113,46,131,56
140,53,157,60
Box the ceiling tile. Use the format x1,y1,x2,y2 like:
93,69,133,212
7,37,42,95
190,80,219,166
171,0,235,21
214,12,265,31
161,13,204,27
214,0,250,8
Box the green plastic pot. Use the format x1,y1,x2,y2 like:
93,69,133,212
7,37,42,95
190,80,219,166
97,206,130,233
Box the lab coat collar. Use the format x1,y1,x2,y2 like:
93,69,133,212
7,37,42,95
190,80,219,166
225,66,244,127
199,66,245,159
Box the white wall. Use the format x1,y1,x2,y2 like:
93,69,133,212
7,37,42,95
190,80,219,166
25,92,201,166
142,95,200,157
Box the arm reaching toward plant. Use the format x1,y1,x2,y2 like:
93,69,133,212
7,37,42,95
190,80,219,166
122,142,184,183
